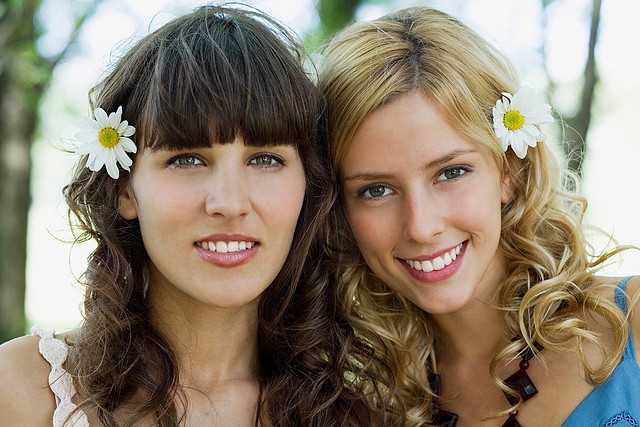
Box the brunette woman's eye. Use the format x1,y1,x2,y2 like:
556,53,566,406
436,166,470,182
359,184,393,200
167,154,205,168
248,153,284,169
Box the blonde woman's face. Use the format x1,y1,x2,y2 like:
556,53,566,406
341,91,510,314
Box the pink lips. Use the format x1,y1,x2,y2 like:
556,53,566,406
195,244,258,268
194,233,259,268
401,240,467,283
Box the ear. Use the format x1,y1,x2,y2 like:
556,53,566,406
118,184,138,220
500,173,513,204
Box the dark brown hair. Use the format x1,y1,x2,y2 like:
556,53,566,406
63,4,372,426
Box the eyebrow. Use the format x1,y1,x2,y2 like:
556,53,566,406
343,149,478,182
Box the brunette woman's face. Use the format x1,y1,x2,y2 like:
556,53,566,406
341,91,510,314
118,138,306,308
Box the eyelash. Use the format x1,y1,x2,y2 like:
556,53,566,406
166,153,285,169
436,165,471,182
248,153,285,169
167,154,205,168
356,166,472,200
358,184,394,200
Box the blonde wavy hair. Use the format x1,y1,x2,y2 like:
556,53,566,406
319,7,632,425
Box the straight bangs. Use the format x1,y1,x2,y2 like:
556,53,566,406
135,5,320,151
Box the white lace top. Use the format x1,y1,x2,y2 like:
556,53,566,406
32,327,89,427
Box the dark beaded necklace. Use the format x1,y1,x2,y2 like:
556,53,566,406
428,343,543,427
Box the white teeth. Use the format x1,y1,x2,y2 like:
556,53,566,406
421,260,434,272
443,252,452,266
432,257,445,270
406,242,465,272
198,240,256,252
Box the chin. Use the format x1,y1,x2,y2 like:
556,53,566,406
411,286,476,315
210,288,266,308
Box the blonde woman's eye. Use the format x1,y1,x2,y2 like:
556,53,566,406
249,153,284,168
437,166,470,182
359,184,393,200
167,154,205,168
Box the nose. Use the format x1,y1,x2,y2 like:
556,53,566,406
403,186,445,243
205,167,251,219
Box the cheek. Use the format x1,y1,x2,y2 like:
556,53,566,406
135,180,202,241
345,201,398,259
251,167,306,235
449,178,503,241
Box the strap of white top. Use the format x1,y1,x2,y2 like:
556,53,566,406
31,327,89,427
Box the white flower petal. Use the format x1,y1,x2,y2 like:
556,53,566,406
74,130,98,144
492,107,502,126
105,150,120,179
107,113,118,129
79,118,100,132
119,137,137,153
89,151,106,172
520,125,539,140
86,149,98,170
526,107,553,124
117,120,129,134
76,140,97,155
121,125,135,137
94,108,109,127
115,145,133,169
499,136,509,152
113,106,123,126
511,137,529,159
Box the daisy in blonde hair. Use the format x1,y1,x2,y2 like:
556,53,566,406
492,86,553,159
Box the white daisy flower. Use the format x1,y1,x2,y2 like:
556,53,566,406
492,86,553,159
73,106,137,179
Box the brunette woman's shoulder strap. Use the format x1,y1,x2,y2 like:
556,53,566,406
32,327,89,427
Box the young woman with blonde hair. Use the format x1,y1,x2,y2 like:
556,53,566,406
320,7,640,426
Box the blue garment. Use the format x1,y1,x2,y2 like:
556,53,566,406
562,277,640,426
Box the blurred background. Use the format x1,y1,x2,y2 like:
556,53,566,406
1,0,638,343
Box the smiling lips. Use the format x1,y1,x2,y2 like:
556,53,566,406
400,240,467,283
194,235,259,268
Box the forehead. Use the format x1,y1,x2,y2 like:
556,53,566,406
342,91,476,173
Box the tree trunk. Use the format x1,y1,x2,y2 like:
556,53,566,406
564,0,602,178
0,0,40,343
0,0,99,343
0,78,36,344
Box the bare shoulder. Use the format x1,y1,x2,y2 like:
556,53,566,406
0,335,56,426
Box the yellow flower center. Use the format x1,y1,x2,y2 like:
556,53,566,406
503,110,525,131
98,127,119,148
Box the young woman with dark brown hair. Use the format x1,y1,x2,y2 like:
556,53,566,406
0,5,371,426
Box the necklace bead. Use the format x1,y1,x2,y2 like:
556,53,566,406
428,341,542,427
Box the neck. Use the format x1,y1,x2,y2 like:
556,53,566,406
147,270,260,391
431,253,509,367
